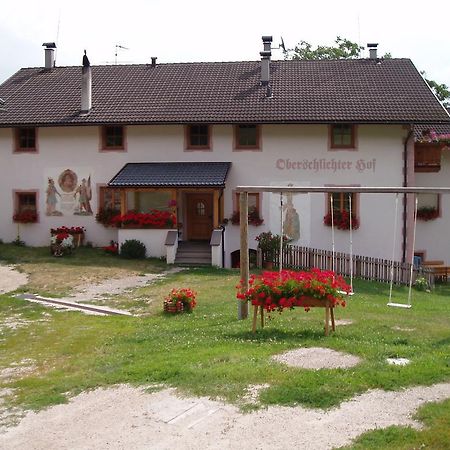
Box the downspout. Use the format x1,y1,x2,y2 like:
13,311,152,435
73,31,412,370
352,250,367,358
218,189,225,268
402,127,414,263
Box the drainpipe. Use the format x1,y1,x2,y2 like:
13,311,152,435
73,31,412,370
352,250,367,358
402,127,414,263
218,189,225,268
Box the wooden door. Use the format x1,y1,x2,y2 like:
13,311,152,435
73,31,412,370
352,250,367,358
186,193,213,240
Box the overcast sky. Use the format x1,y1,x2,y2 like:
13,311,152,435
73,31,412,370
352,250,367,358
1,0,449,88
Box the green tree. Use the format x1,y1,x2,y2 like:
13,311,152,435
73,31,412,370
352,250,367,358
285,36,448,107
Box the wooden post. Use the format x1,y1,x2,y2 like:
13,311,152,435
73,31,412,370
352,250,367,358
238,191,249,320
120,190,126,215
213,190,219,228
252,305,258,332
325,306,330,336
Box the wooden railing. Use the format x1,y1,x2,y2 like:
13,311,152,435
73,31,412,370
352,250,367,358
259,245,435,287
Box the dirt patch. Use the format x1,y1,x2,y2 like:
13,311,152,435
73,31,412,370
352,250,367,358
334,319,353,326
0,266,28,294
0,360,37,382
272,347,362,370
0,383,449,449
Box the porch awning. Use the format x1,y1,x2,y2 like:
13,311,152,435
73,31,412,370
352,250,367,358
108,162,231,188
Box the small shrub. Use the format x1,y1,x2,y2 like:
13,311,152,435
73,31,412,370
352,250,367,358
414,276,429,292
120,239,146,259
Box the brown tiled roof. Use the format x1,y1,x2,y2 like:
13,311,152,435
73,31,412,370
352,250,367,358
0,59,449,126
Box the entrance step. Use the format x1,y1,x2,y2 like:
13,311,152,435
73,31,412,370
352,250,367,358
175,241,211,266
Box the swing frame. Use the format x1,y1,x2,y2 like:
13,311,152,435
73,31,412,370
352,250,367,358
237,186,450,320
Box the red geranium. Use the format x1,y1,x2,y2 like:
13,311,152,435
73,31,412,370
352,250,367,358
13,211,38,223
112,210,176,229
50,226,85,235
324,211,359,230
236,268,350,313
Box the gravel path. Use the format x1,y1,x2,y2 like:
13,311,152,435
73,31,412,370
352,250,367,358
0,265,28,294
0,383,449,449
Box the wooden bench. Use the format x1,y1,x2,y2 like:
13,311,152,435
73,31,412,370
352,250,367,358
423,262,449,282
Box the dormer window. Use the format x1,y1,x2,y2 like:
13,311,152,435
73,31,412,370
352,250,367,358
15,127,37,152
101,125,126,150
330,124,356,149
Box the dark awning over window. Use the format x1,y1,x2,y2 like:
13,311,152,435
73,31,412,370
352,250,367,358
108,162,231,188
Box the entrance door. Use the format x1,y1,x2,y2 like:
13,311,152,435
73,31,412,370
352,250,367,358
186,193,213,240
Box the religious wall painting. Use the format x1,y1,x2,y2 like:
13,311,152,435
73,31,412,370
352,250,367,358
45,168,94,216
283,191,300,242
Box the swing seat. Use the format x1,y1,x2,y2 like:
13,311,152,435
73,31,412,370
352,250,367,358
387,302,412,309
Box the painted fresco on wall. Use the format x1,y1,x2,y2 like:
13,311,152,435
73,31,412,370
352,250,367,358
283,191,300,241
270,181,311,246
45,168,93,216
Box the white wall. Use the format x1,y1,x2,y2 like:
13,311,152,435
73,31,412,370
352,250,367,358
0,124,408,265
415,148,450,264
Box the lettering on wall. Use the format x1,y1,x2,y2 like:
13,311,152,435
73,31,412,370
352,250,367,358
275,158,376,173
45,168,94,216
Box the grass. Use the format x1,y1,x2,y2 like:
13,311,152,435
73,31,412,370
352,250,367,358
0,244,449,447
343,399,450,449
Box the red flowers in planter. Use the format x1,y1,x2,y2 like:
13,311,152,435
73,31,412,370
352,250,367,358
323,211,359,230
50,226,85,235
164,288,197,313
236,268,350,313
112,210,176,229
13,211,38,223
230,207,264,226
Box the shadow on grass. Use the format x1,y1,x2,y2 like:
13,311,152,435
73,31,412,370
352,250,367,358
225,327,327,342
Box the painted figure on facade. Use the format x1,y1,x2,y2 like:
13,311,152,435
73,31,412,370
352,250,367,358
283,191,300,242
45,177,62,216
58,169,77,193
74,176,93,215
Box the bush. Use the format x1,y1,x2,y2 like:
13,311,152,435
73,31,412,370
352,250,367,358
120,239,146,259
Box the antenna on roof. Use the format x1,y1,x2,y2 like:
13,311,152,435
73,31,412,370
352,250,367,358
115,44,129,64
271,37,287,54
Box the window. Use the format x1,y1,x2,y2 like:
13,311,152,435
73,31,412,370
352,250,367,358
234,124,260,150
415,143,441,172
417,193,440,220
325,192,359,229
101,125,126,150
233,192,263,225
330,124,356,149
15,127,37,152
13,191,38,223
186,125,211,150
99,187,122,211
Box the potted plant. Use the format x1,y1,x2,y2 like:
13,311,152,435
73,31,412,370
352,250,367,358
255,231,288,269
50,232,74,256
163,288,197,313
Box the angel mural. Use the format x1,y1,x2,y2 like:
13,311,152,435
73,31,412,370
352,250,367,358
73,176,93,215
45,177,62,216
283,191,300,242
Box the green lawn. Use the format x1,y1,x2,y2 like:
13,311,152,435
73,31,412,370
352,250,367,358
0,245,449,448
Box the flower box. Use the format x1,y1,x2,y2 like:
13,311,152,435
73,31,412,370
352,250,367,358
163,300,185,313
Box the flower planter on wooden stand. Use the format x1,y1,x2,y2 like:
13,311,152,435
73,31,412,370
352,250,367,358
252,297,336,336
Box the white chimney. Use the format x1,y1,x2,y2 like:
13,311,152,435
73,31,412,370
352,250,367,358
42,42,56,69
367,43,378,59
81,50,92,114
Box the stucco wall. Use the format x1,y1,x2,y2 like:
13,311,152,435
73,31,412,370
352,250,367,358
0,123,411,265
415,148,450,264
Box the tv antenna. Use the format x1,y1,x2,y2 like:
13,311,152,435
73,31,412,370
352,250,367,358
272,36,287,54
115,44,129,64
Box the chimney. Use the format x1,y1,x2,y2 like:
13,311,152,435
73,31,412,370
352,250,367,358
151,57,157,67
260,35,272,87
367,43,378,59
81,50,92,114
42,42,56,69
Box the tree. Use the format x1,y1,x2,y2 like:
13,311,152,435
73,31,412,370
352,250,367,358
285,37,448,107
421,74,450,107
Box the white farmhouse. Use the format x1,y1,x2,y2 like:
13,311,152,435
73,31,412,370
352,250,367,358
0,37,449,268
